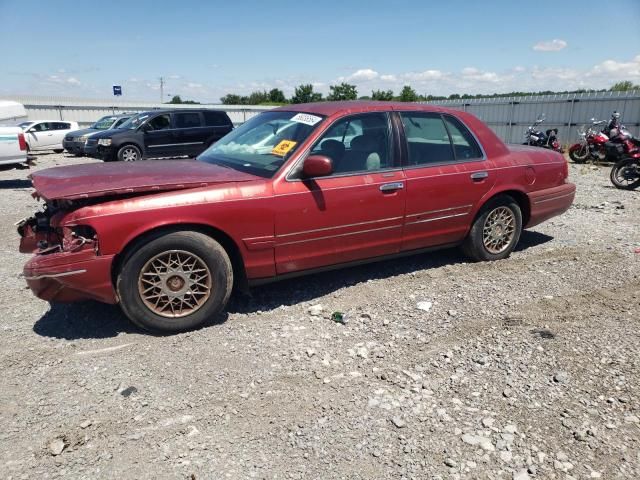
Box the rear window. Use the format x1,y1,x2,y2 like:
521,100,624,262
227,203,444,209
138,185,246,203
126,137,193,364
174,112,202,128
442,115,483,160
203,110,231,127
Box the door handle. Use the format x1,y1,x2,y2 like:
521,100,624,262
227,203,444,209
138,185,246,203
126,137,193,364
380,182,404,192
470,171,489,181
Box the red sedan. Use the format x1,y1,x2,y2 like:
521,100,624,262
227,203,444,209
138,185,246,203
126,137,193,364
18,102,575,332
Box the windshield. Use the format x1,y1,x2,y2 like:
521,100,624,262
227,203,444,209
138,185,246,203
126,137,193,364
91,116,118,130
118,112,151,130
18,122,33,129
197,111,325,178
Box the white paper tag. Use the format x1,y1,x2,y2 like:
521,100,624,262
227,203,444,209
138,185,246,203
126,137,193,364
290,113,323,126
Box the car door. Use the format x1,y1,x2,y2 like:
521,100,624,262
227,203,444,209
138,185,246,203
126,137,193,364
172,111,206,156
397,112,495,251
50,122,71,148
142,113,174,157
26,122,56,150
273,112,406,275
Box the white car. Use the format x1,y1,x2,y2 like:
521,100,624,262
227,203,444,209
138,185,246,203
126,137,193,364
19,120,79,153
0,101,29,166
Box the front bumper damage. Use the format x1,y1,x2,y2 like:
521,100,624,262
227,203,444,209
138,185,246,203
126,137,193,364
18,209,117,304
23,250,117,304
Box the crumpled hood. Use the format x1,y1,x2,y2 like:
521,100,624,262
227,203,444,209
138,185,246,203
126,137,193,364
30,160,260,201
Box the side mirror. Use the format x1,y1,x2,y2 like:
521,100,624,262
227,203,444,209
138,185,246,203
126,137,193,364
140,123,151,133
27,128,36,133
303,155,333,178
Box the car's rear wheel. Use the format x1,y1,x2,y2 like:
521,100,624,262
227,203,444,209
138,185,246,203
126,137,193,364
462,195,522,261
118,144,141,162
117,231,233,333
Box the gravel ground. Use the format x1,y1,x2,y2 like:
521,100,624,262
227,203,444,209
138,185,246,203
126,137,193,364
0,152,639,480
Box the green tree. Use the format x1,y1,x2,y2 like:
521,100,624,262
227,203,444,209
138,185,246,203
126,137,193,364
610,80,640,91
268,88,287,103
448,93,461,100
291,84,323,104
167,95,200,104
371,89,394,101
327,82,358,101
398,85,418,102
220,94,244,105
247,90,269,104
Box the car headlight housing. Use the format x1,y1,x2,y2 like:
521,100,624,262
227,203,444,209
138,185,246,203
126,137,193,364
98,138,112,146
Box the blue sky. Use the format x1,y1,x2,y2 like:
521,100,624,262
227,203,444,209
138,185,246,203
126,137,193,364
1,0,639,102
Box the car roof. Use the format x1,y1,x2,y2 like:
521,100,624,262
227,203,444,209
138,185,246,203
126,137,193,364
135,109,228,116
25,120,77,124
273,100,460,117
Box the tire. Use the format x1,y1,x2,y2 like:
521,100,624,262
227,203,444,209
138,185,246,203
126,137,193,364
462,195,523,262
569,145,588,163
610,158,640,190
117,231,233,333
53,149,64,154
117,144,142,162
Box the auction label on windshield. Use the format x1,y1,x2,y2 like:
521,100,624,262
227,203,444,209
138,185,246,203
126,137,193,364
290,113,322,126
272,140,297,156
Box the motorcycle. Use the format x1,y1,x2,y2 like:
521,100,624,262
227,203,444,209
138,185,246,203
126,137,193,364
610,157,640,190
523,114,563,152
569,118,640,164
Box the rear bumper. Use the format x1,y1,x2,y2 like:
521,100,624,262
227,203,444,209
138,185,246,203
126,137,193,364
0,153,27,165
23,250,117,304
526,183,576,228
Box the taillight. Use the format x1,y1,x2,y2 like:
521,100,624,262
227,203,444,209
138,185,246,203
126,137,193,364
18,133,27,151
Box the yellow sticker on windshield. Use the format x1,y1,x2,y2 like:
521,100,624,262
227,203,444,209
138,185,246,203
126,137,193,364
272,140,297,157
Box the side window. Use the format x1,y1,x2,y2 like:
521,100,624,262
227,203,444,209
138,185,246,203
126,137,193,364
114,118,128,128
310,112,391,174
33,122,50,132
400,113,454,165
146,114,171,131
175,112,202,128
54,122,71,130
443,115,483,160
203,111,231,127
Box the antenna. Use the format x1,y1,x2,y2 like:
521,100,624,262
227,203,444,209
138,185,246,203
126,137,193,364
160,77,164,103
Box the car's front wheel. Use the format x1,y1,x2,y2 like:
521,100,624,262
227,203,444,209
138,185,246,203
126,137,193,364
462,195,522,261
117,144,142,162
53,149,64,154
117,231,233,333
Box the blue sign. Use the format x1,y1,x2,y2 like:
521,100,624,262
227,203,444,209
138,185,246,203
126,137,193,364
113,85,122,96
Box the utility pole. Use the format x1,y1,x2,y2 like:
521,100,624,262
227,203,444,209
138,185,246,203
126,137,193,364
159,76,164,104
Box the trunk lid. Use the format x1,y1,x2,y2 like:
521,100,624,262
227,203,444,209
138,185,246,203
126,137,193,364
29,160,260,201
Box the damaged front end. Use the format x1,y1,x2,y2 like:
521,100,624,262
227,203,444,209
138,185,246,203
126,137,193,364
18,198,117,304
17,199,98,255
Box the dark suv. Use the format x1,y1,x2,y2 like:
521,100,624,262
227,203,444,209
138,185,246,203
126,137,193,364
87,109,233,162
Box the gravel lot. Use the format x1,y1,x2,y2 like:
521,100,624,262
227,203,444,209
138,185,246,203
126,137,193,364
1,152,639,479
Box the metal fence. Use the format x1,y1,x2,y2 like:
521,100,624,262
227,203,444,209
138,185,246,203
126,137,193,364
425,90,640,145
3,91,639,145
1,95,272,127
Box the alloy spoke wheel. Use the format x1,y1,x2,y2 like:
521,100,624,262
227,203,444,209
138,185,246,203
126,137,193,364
616,165,639,186
482,206,516,254
122,148,138,162
138,250,212,318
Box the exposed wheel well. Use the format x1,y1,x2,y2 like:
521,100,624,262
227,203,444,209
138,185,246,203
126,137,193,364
111,224,248,295
484,190,530,227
